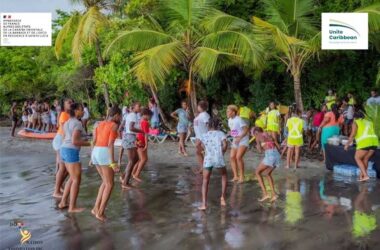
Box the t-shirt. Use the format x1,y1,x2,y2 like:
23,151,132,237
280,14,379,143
366,96,380,105
194,112,210,139
83,107,90,119
94,121,118,147
57,111,70,135
324,112,342,127
137,119,150,143
312,112,324,127
124,112,138,134
201,130,226,168
61,118,84,150
175,108,189,126
228,116,247,137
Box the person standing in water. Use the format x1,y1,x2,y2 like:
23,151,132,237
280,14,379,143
171,100,190,156
252,127,280,202
193,101,210,173
132,108,153,182
10,101,18,137
120,102,144,189
198,117,228,210
266,101,280,144
227,105,249,183
52,98,73,198
91,106,122,221
58,103,90,212
286,108,304,169
345,110,379,182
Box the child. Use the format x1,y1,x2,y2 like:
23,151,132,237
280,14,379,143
171,100,190,156
286,108,304,169
193,101,210,174
227,105,249,183
198,117,228,210
22,110,28,128
252,127,280,202
91,106,122,221
50,105,57,132
132,108,153,182
41,106,50,132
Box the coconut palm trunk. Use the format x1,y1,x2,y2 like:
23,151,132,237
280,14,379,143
149,85,170,128
95,39,111,107
293,73,304,112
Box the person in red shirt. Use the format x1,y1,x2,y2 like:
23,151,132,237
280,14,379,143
310,104,327,150
132,108,153,182
91,106,122,222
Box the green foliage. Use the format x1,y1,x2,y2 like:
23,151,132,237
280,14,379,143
365,104,380,140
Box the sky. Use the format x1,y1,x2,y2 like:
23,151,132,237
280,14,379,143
0,0,83,19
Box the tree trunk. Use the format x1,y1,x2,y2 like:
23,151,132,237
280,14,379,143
293,73,304,112
94,39,110,108
149,85,171,129
188,69,198,116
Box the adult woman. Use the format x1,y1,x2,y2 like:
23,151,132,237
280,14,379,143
82,102,90,135
193,101,210,173
52,98,73,198
120,102,144,189
149,98,160,129
171,100,190,156
286,108,304,169
10,101,18,137
91,106,122,221
227,105,249,183
58,103,90,212
266,101,280,143
317,104,343,161
345,110,378,182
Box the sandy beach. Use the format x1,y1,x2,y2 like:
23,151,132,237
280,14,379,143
0,127,379,250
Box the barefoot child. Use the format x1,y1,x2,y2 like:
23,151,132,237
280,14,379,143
171,100,190,156
193,101,210,173
286,108,304,169
252,127,281,202
198,117,228,210
58,103,90,212
91,106,122,221
227,105,249,183
345,110,379,182
132,108,153,182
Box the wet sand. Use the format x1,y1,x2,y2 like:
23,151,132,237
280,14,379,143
0,127,379,250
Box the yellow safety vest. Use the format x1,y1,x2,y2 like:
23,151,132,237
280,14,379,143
267,109,280,132
239,106,252,120
354,118,379,150
325,96,335,110
348,97,355,106
287,117,304,146
255,114,267,129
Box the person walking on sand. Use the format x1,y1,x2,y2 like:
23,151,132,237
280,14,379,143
345,110,379,182
58,103,90,212
227,105,249,183
52,98,73,198
10,101,18,137
286,108,304,169
193,101,210,174
252,127,280,202
198,117,228,210
132,108,153,182
171,100,190,156
91,106,122,221
120,102,144,189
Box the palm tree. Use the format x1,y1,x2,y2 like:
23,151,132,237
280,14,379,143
55,0,112,107
252,0,380,111
105,0,265,114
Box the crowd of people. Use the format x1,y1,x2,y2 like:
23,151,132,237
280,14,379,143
8,88,379,221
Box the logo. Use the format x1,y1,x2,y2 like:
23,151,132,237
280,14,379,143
17,222,32,244
9,220,43,249
322,13,368,50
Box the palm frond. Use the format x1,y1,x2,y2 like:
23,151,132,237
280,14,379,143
131,41,186,86
55,12,81,59
355,3,380,32
104,30,175,57
192,47,240,80
202,10,252,32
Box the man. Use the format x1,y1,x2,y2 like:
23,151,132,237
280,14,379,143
366,89,380,105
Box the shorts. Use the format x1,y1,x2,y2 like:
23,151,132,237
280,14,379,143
358,146,377,151
344,118,353,125
204,166,225,171
311,126,319,133
262,149,281,168
136,139,146,148
231,136,249,149
52,134,63,151
91,146,112,166
60,147,80,163
177,123,188,134
122,133,136,149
